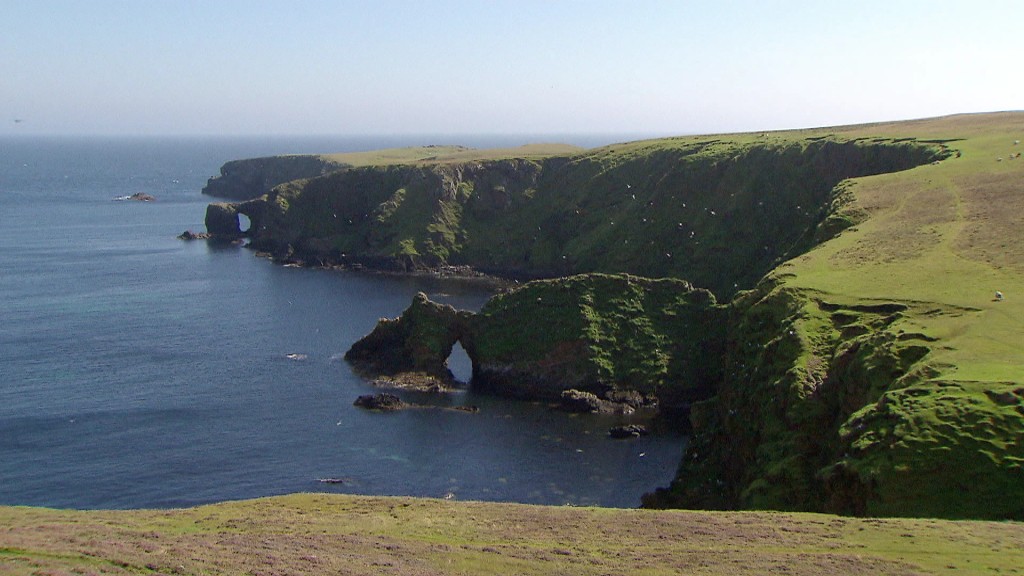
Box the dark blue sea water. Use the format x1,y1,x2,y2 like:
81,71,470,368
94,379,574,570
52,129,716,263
0,135,684,510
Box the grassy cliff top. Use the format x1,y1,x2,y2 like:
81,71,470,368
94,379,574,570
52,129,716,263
2,493,1021,575
771,112,1024,383
319,143,584,166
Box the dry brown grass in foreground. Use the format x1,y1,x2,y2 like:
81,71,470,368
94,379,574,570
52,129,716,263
2,493,1022,575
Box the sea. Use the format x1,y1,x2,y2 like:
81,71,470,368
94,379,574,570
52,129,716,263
0,134,685,510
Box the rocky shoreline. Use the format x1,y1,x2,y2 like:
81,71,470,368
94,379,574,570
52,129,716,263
191,117,1024,520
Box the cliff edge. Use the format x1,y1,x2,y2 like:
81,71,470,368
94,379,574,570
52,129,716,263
208,112,1024,519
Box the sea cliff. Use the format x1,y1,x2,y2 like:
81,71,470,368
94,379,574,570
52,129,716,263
346,274,721,408
208,136,941,298
205,112,1024,519
202,155,348,200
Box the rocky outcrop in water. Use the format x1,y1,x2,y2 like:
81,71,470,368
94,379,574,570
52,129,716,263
347,274,722,409
344,292,472,381
204,202,244,238
353,392,406,411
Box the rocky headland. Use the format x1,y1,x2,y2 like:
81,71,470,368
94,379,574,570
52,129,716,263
203,113,1024,520
204,137,941,297
202,155,349,200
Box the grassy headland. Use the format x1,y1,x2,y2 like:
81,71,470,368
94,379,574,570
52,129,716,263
238,112,1021,519
6,113,1022,573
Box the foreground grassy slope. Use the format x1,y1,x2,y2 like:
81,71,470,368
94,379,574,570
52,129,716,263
2,493,1022,576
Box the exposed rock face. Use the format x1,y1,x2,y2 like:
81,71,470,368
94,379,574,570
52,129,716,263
204,202,243,237
353,393,406,411
559,389,634,415
202,155,348,200
344,292,473,380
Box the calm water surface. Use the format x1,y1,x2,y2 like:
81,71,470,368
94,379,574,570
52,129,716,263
0,136,684,509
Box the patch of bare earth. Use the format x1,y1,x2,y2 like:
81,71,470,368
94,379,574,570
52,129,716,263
953,171,1024,272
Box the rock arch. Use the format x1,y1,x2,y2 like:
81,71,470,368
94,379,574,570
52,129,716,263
204,199,267,240
344,292,474,380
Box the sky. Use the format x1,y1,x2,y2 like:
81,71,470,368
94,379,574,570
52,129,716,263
1,0,1020,137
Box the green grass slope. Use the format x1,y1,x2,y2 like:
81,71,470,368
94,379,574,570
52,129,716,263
2,493,1022,576
239,135,943,298
321,143,584,166
649,113,1024,519
225,112,1022,519
463,273,722,405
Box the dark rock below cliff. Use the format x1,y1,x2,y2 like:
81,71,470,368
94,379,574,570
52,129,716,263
609,424,649,439
205,203,243,237
559,389,634,415
345,292,472,379
370,372,454,392
353,393,406,411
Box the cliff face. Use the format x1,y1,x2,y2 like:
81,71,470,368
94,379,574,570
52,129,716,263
209,123,1024,520
353,271,1023,520
464,274,720,404
644,280,1024,520
201,155,348,200
217,138,942,299
346,274,722,407
344,292,472,379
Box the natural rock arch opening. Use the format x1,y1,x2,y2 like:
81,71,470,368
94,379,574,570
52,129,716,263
445,340,473,383
238,213,251,234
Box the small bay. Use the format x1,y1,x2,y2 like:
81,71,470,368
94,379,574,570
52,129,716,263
0,135,684,509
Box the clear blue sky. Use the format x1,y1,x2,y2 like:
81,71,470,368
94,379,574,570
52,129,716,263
2,0,1020,136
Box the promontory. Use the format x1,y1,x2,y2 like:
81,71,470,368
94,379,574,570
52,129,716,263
204,112,1024,520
